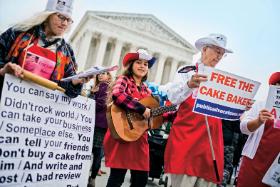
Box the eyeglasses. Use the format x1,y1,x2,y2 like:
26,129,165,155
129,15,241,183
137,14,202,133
56,14,73,24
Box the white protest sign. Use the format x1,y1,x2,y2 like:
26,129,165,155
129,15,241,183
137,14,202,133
61,65,118,82
262,152,280,187
193,67,260,120
265,85,280,129
0,74,95,187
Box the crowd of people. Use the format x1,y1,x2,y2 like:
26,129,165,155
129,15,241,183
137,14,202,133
0,0,279,187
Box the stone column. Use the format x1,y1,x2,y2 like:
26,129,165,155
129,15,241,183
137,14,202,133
76,30,92,71
154,55,166,84
110,39,123,77
169,59,179,81
95,35,109,67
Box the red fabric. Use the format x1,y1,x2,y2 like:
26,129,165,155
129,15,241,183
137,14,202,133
122,52,156,68
18,41,56,79
122,53,139,67
269,72,280,85
164,94,224,184
237,120,280,187
103,76,151,171
25,42,56,60
104,131,149,171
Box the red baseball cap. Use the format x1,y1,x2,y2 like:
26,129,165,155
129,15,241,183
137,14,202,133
269,72,280,85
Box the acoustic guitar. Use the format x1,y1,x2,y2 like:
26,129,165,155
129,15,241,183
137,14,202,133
107,96,177,142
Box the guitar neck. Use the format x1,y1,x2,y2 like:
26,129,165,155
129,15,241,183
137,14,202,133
151,105,177,117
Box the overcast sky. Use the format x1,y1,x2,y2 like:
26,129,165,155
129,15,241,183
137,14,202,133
0,0,279,100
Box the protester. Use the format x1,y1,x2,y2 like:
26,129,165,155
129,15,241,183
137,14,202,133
88,72,112,187
237,72,280,187
103,49,156,187
161,34,233,187
0,0,84,99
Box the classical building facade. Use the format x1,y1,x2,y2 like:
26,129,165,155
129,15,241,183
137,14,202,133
69,11,196,84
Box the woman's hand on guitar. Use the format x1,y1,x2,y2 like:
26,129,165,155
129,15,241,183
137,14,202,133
143,108,151,119
187,74,208,88
0,62,24,78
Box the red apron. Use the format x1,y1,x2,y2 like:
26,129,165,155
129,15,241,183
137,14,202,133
103,88,150,171
164,94,224,184
18,40,56,79
237,120,280,187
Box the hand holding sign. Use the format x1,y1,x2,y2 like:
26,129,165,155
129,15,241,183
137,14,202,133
258,109,274,124
247,109,275,132
0,62,24,78
187,74,208,88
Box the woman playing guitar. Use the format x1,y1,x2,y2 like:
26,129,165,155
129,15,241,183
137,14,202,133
103,49,156,187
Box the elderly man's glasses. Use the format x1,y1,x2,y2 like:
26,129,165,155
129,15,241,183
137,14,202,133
56,14,73,24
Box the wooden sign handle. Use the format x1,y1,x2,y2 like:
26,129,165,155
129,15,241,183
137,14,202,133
23,70,65,93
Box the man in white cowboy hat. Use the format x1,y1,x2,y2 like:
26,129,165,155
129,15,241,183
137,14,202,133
161,33,233,187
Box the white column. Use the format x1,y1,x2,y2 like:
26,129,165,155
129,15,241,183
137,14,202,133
76,30,92,71
169,59,179,81
111,39,123,77
154,55,166,84
95,35,109,67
